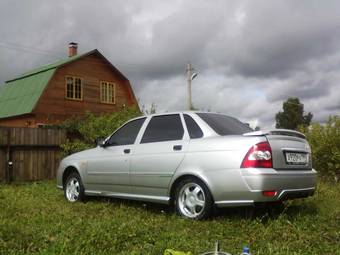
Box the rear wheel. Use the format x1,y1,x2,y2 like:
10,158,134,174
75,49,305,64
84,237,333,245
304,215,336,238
174,177,213,219
64,172,85,202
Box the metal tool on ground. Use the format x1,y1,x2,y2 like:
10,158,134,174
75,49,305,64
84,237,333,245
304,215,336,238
200,241,231,255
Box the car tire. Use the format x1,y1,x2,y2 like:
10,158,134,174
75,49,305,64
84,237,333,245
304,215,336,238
64,172,85,202
174,177,213,220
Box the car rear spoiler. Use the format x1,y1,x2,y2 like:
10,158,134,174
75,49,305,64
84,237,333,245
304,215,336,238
243,129,306,139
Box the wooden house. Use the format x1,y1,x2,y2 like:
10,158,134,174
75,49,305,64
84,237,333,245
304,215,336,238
0,43,138,127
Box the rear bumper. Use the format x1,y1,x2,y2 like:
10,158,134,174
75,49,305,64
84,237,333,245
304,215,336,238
277,187,315,200
214,168,317,207
242,168,317,190
215,187,315,207
215,188,315,207
242,168,316,202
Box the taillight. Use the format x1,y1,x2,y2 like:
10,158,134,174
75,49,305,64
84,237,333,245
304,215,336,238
241,142,273,168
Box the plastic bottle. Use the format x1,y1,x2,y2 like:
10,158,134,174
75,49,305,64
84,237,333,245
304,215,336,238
240,246,251,255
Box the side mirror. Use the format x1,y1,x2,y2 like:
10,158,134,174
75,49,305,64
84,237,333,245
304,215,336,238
95,137,106,147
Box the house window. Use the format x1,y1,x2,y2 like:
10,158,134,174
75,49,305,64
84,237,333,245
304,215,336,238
100,81,115,104
66,76,83,100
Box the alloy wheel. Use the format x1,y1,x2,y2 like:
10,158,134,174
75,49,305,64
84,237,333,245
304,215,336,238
178,182,206,218
65,177,80,202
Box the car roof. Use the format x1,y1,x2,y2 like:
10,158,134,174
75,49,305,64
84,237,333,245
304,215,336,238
128,111,237,124
144,111,226,117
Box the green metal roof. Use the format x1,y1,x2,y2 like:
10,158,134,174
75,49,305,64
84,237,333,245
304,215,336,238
0,69,55,118
6,50,93,82
0,50,96,119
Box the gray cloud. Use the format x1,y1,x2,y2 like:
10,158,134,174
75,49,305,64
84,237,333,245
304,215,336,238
0,0,339,128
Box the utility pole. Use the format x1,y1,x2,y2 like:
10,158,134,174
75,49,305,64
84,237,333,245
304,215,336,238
186,62,194,110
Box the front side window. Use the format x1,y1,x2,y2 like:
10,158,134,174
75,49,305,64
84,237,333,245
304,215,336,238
141,114,184,143
101,81,115,104
66,76,83,100
106,117,146,146
197,113,253,135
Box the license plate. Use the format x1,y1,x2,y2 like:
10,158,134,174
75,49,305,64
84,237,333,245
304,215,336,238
285,152,308,165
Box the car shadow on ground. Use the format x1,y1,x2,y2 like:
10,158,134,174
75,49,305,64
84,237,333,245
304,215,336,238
214,201,318,222
84,196,318,221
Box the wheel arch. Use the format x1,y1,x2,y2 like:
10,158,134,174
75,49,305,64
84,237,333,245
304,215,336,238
169,173,215,204
62,166,80,188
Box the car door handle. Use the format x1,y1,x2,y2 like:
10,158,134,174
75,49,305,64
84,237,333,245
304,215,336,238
124,149,131,154
173,145,182,151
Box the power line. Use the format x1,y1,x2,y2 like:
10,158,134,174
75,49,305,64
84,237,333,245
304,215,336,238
0,41,64,58
0,41,164,70
0,42,146,70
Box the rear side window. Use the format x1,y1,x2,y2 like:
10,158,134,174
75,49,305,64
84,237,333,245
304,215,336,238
107,117,146,146
141,114,184,143
197,113,253,135
184,114,203,139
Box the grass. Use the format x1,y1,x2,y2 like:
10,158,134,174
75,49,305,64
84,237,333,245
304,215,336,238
0,181,339,255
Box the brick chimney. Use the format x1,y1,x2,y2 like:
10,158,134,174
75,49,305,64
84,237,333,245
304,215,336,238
68,42,78,57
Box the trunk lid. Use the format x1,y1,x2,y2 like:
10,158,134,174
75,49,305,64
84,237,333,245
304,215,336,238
244,129,312,170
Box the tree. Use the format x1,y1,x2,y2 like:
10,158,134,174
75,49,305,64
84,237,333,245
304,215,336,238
300,116,340,181
59,106,141,156
275,97,313,130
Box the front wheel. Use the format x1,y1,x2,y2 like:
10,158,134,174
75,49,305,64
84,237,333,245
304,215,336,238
174,178,213,219
64,172,85,202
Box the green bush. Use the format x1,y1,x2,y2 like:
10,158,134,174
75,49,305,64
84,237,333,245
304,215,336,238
59,107,142,157
300,116,340,181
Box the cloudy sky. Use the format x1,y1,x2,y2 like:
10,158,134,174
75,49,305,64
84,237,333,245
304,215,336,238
0,0,339,128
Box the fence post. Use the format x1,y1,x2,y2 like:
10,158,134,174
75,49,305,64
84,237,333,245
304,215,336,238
5,128,11,184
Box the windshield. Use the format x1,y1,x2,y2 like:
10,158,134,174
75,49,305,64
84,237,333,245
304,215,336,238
197,113,253,135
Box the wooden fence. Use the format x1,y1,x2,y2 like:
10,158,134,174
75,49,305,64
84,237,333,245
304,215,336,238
0,127,67,183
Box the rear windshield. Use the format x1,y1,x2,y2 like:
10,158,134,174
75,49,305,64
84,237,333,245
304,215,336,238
197,113,253,135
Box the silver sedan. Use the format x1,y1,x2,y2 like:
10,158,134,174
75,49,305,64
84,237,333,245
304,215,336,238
57,112,317,219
